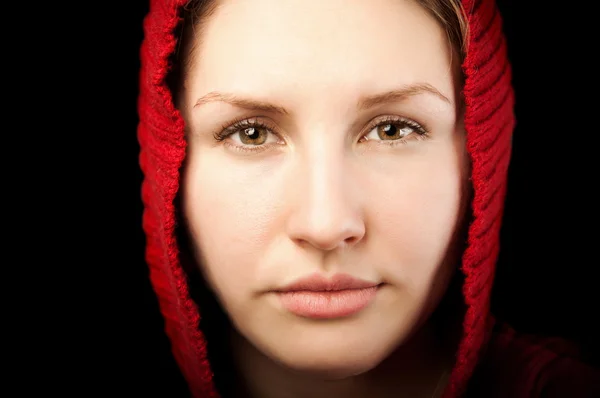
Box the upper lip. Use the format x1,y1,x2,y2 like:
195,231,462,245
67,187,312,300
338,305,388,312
275,273,380,292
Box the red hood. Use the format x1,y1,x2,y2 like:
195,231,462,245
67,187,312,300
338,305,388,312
137,0,514,396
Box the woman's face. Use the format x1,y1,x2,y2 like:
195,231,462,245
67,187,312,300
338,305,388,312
180,0,469,377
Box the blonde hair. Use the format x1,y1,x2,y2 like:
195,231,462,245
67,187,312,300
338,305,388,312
417,0,469,60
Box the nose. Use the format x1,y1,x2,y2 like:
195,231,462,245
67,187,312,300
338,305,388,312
286,149,366,251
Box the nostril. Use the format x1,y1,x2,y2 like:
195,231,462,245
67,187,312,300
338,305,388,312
344,233,364,247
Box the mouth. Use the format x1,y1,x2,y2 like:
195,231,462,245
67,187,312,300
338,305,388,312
273,273,382,319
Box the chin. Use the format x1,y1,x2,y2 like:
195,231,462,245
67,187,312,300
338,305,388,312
275,351,381,380
233,295,421,379
256,328,395,379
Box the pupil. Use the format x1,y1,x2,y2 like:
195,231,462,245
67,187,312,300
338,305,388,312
245,128,259,139
383,124,397,136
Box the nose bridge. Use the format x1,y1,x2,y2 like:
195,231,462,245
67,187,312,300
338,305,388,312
287,140,365,251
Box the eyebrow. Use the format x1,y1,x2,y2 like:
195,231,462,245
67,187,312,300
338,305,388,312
357,83,452,109
193,83,451,114
194,91,290,115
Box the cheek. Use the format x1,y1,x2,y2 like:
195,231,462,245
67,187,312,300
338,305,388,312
181,149,284,304
366,143,468,290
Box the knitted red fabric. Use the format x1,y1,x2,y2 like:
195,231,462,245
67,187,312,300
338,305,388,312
137,0,514,396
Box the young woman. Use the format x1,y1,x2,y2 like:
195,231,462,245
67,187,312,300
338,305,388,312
137,0,600,396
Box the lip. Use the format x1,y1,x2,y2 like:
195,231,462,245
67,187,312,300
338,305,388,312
274,273,381,319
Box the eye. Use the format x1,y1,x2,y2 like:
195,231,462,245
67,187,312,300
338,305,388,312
229,126,279,146
363,120,422,142
213,118,286,154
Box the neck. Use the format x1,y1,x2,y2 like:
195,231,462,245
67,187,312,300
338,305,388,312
229,320,454,398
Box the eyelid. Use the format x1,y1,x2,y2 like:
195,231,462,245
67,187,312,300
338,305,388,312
213,114,428,148
361,115,429,138
214,116,282,141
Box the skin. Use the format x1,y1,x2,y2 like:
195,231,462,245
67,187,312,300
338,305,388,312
179,0,469,396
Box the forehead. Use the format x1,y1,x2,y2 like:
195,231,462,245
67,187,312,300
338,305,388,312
186,0,455,107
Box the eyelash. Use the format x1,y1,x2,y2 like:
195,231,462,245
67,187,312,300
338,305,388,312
213,116,430,153
213,117,281,153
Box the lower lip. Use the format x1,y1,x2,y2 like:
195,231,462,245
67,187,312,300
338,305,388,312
276,286,379,319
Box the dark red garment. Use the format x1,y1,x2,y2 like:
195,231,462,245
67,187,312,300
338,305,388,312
137,0,600,396
465,322,600,397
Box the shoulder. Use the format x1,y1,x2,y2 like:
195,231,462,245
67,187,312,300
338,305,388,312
465,321,600,398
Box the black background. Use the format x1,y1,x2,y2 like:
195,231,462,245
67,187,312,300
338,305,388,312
86,1,599,396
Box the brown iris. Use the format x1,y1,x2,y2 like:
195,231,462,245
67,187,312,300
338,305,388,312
239,127,268,145
377,123,412,140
